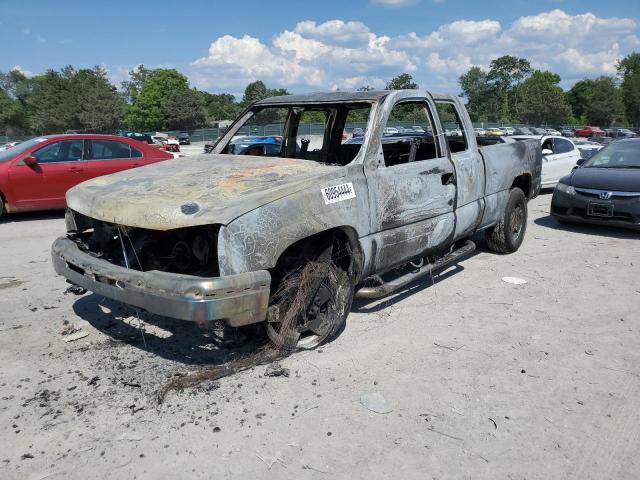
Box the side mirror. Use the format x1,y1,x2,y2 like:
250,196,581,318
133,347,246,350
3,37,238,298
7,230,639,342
576,158,586,166
541,149,553,155
23,155,38,166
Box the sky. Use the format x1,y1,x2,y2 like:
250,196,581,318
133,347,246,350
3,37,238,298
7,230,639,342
1,0,638,96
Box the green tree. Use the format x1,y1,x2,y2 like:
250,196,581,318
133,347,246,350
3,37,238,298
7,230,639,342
124,68,190,131
28,69,75,133
166,88,207,131
385,73,418,90
487,56,532,121
0,69,32,134
121,65,153,104
459,66,501,122
71,66,124,132
568,77,625,126
617,52,640,125
200,92,239,121
241,80,269,106
513,71,572,125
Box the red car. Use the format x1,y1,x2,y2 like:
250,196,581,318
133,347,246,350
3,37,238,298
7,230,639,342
0,134,174,218
574,126,605,137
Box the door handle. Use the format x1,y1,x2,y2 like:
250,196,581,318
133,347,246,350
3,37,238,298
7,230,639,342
68,167,84,173
441,172,455,185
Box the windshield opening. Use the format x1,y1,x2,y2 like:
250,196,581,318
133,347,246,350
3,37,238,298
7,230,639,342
219,103,372,166
583,141,640,169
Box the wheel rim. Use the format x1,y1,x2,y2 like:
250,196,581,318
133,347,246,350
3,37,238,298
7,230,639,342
267,261,351,350
510,203,524,241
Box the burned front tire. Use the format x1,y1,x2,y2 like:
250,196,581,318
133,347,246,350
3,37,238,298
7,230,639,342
266,239,355,351
485,187,527,254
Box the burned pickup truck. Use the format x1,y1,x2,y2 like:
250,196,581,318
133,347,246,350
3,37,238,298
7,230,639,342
52,90,541,350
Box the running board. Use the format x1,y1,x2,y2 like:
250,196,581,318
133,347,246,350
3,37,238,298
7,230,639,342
355,240,476,300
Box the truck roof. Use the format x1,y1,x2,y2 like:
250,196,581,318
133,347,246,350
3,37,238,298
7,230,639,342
255,90,457,105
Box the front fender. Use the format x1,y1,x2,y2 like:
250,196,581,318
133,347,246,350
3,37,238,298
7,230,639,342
217,165,370,275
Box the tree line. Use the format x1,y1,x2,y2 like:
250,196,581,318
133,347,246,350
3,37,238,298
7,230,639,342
459,53,640,127
1,52,639,136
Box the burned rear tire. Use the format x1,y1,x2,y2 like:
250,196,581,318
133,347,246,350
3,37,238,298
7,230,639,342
266,240,354,351
485,187,527,254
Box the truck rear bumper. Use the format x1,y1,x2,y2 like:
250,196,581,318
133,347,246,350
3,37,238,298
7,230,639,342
51,237,271,327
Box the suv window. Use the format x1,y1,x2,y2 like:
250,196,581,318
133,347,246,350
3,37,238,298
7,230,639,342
33,140,84,163
435,102,468,154
553,138,574,154
382,101,439,167
90,140,132,160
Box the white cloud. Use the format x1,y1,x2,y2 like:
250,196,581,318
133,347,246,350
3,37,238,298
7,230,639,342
189,9,638,93
11,65,34,77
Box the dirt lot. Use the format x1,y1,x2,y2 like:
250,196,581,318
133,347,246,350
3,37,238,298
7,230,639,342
0,193,638,480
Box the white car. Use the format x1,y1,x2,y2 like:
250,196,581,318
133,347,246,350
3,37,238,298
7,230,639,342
573,138,604,160
474,127,486,135
383,127,399,135
509,135,581,188
502,127,515,135
545,128,561,136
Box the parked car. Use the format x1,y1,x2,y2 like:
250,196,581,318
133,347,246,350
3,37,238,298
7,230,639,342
590,136,613,146
0,134,173,218
226,135,284,156
351,127,365,138
551,138,640,230
573,138,604,160
178,132,191,145
560,128,575,137
52,90,541,350
474,127,486,136
574,126,605,138
545,128,561,136
117,131,155,144
513,127,533,135
510,135,581,188
528,127,546,135
605,128,636,139
383,126,399,135
485,127,504,136
502,127,515,135
0,141,23,151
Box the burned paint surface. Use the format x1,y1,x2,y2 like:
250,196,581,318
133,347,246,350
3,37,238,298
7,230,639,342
66,155,343,230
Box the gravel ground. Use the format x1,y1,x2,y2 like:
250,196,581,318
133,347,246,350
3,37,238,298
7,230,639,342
0,193,638,479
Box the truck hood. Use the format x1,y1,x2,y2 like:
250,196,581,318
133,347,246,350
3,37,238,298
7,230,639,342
67,154,344,230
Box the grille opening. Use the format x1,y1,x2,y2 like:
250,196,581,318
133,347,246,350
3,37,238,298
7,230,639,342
67,211,220,277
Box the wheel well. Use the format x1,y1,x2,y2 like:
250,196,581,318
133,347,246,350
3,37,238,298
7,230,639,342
511,174,532,198
273,227,363,281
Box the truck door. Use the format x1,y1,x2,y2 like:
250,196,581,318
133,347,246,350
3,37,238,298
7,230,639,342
365,96,456,272
434,98,485,240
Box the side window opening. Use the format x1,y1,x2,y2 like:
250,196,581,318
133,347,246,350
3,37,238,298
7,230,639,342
90,140,132,160
553,138,573,154
33,140,84,163
382,101,439,167
435,102,468,154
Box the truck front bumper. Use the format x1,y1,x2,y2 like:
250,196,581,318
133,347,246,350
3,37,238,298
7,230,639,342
51,237,271,327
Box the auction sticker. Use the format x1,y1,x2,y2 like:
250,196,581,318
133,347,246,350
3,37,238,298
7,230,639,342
321,182,356,205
